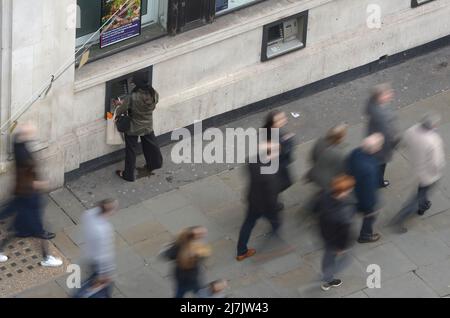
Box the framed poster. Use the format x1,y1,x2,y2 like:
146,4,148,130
100,0,142,48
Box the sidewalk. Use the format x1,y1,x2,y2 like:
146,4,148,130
5,46,450,298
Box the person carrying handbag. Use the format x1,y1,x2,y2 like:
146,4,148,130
114,72,163,182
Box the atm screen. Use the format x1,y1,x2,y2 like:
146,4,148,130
267,24,283,43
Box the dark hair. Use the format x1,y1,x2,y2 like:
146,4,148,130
263,110,283,141
98,198,117,213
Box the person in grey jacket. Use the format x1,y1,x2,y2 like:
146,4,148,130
115,72,163,182
308,124,348,190
366,84,400,188
391,113,446,233
80,198,118,298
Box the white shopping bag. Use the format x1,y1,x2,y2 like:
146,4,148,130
106,112,124,145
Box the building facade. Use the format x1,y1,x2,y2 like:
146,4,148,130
0,0,449,199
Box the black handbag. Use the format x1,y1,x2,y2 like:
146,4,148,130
116,112,131,133
115,98,132,133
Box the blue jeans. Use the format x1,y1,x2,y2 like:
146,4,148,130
393,183,435,226
359,210,377,240
322,248,352,282
174,280,201,298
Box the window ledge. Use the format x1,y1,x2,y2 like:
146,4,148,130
74,0,331,93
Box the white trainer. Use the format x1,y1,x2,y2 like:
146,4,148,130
40,255,63,267
0,254,8,263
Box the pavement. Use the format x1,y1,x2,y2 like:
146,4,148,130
3,44,450,298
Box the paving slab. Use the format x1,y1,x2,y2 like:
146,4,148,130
114,266,171,298
117,219,168,245
178,175,241,213
49,188,86,224
153,205,225,242
392,230,450,267
363,272,438,298
415,258,450,297
14,280,68,298
352,242,417,282
43,198,76,233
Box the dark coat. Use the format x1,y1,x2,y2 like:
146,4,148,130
309,141,347,190
116,87,159,136
13,140,37,196
247,160,280,215
278,132,295,191
366,98,399,163
346,148,380,212
318,193,356,251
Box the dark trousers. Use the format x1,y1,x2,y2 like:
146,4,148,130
392,183,435,226
123,132,163,181
322,248,352,283
359,209,377,240
237,209,281,256
0,193,48,257
174,280,201,298
379,163,387,186
0,197,20,220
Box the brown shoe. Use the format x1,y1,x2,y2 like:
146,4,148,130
358,233,381,243
236,249,256,261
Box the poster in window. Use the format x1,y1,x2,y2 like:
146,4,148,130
100,0,142,48
216,0,229,12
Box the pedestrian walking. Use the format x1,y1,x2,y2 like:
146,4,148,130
263,110,295,194
115,72,163,182
391,113,445,233
366,83,400,188
304,124,348,213
307,124,348,190
78,198,119,298
347,133,384,243
163,226,211,298
0,123,62,267
318,174,356,291
236,141,282,261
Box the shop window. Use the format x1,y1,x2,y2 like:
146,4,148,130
105,66,153,117
76,0,169,61
411,0,436,7
215,0,265,16
261,11,308,62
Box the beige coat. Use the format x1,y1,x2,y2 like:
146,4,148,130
403,124,445,186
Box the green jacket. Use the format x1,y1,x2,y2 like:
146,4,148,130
116,88,158,136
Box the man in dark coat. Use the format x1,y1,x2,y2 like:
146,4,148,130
236,142,282,261
347,133,384,243
365,84,400,188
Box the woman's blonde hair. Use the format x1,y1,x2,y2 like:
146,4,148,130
176,227,210,270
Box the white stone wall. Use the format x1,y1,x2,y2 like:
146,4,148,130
0,0,76,199
1,0,450,195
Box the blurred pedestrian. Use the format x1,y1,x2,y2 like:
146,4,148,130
308,124,348,190
366,83,400,188
78,198,119,298
318,175,356,291
115,72,163,182
236,141,282,261
0,123,62,267
304,124,348,213
391,113,445,233
263,110,296,195
164,226,211,298
347,133,384,243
